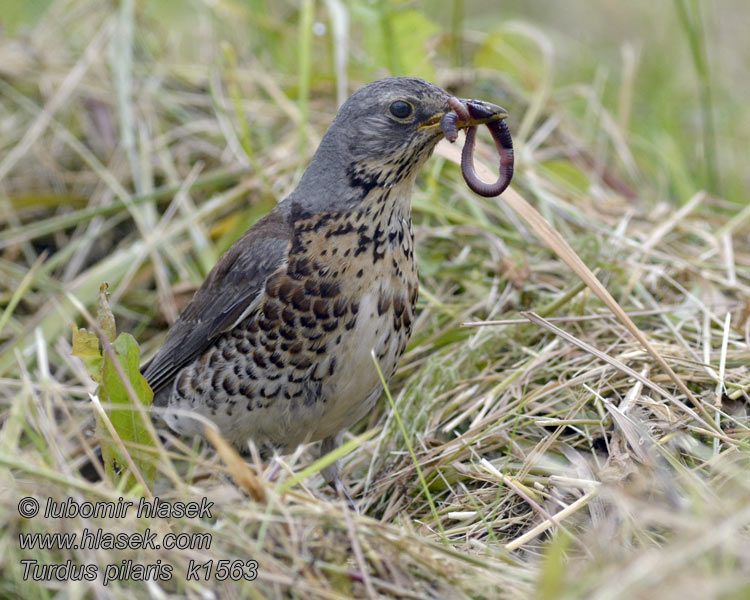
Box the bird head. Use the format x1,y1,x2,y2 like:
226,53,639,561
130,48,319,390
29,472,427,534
290,77,507,212
333,77,451,168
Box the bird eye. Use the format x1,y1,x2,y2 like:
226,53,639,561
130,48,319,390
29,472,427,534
389,100,413,119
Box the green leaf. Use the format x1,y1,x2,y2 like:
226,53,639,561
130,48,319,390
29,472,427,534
98,333,157,487
361,5,439,80
71,283,116,382
390,9,440,80
1,0,54,35
71,327,103,383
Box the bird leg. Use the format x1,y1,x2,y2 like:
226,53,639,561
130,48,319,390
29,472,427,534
321,434,357,511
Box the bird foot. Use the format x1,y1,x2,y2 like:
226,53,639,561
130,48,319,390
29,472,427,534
330,479,357,512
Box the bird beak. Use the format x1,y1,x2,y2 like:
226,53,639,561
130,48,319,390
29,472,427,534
419,99,508,133
457,99,509,127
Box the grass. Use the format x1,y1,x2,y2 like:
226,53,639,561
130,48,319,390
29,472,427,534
1,0,749,598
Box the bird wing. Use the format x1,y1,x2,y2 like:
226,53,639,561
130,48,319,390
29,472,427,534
142,209,291,396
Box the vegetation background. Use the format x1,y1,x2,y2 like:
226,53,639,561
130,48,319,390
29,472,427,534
1,0,749,598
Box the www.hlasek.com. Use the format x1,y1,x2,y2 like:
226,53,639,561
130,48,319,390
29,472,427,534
17,496,258,585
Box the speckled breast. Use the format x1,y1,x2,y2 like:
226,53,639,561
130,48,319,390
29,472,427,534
166,202,418,452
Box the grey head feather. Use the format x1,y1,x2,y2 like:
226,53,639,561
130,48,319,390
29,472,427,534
285,77,451,214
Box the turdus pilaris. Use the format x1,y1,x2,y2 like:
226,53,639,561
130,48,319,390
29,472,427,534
142,77,510,498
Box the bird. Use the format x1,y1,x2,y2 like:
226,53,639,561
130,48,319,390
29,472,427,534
142,77,508,499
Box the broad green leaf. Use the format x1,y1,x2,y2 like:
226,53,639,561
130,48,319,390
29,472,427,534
1,0,54,35
71,327,103,383
390,9,440,80
98,332,157,487
71,282,157,488
361,5,439,80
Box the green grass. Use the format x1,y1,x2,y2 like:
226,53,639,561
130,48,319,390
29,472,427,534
1,1,749,598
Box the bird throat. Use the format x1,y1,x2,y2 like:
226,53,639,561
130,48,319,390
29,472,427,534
289,168,415,268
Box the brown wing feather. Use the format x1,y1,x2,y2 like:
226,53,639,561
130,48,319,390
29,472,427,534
142,208,291,395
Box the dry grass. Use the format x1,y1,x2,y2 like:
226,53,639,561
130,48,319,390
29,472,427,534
1,1,749,598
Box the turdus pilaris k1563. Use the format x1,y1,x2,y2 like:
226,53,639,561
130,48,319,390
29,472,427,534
142,77,510,497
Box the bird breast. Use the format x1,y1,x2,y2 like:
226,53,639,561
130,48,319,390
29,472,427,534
284,196,418,441
164,189,418,453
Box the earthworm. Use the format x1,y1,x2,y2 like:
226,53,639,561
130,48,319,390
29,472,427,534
441,97,514,197
439,96,470,143
439,111,460,142
461,118,514,197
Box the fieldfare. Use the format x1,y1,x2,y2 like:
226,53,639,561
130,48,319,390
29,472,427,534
142,77,510,497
